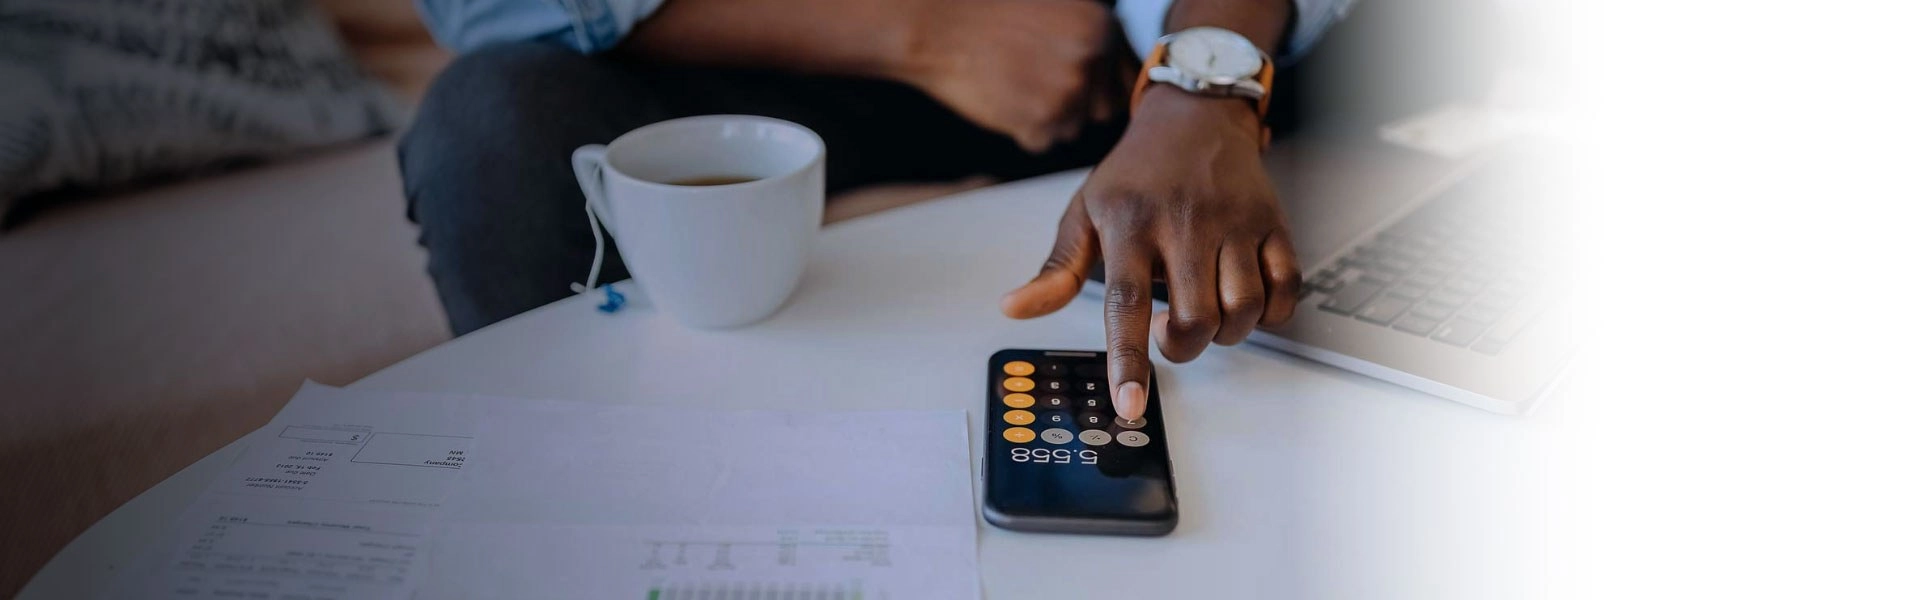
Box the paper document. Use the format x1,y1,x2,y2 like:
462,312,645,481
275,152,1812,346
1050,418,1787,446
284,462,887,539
422,404,979,600
113,384,980,600
114,383,482,599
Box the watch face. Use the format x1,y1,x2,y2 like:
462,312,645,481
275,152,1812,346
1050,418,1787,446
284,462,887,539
1167,27,1262,83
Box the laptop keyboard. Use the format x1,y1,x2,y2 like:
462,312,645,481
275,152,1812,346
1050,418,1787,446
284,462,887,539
1305,182,1550,355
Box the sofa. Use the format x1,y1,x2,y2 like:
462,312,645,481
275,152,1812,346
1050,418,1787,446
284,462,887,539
0,1,980,592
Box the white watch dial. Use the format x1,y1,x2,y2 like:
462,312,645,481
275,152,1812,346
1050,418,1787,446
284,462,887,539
1166,27,1263,83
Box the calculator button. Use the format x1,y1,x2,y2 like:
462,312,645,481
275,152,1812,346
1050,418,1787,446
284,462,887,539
1115,416,1148,430
1116,431,1151,447
1073,364,1106,379
1003,410,1036,425
1040,428,1075,444
1002,393,1035,408
1076,412,1107,429
1002,361,1035,376
1078,430,1112,446
1037,395,1071,410
1003,427,1036,443
1002,377,1035,392
1041,362,1070,377
1078,396,1108,411
1039,411,1072,427
1038,379,1070,394
1076,380,1106,394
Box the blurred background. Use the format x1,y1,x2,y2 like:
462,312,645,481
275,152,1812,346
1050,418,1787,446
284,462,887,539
0,0,456,591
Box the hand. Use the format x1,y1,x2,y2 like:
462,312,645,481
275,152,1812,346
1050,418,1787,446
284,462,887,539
899,0,1121,153
1001,86,1303,421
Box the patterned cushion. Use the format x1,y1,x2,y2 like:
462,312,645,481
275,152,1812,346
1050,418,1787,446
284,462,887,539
0,0,404,226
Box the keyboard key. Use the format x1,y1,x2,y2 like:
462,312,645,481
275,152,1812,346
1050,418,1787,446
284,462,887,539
1003,427,1035,443
1355,296,1413,325
1073,363,1107,379
1427,290,1472,308
1002,393,1035,408
1076,379,1105,394
1406,271,1446,288
1431,320,1490,346
1002,361,1035,376
1003,377,1035,392
1038,395,1071,410
1410,301,1455,321
1116,431,1151,447
1455,304,1503,323
1041,362,1070,377
1392,314,1441,336
1386,284,1428,300
1079,396,1108,412
1039,411,1072,426
1116,416,1148,430
1078,430,1112,446
1309,269,1344,293
1037,379,1069,394
1360,270,1398,285
1318,281,1384,315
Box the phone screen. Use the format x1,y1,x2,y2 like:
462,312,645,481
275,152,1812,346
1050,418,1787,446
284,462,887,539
983,349,1176,534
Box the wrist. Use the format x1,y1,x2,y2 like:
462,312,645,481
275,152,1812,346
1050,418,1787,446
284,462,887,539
1131,84,1265,147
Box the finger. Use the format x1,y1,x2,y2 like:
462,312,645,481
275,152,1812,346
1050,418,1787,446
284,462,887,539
1257,229,1304,326
1150,241,1221,363
1101,235,1156,422
1002,195,1099,318
1214,240,1265,345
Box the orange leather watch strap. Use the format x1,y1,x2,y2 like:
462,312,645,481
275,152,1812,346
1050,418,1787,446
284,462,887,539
1130,41,1275,149
1129,43,1167,112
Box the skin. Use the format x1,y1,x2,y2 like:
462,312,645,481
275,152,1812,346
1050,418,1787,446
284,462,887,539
623,0,1303,421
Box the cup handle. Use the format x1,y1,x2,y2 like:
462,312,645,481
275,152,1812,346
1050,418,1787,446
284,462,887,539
572,145,614,224
571,145,617,291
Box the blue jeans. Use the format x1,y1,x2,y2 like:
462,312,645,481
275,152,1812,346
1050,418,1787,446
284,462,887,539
398,42,1132,335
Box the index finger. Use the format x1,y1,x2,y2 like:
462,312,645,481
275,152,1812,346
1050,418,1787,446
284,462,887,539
1101,234,1156,422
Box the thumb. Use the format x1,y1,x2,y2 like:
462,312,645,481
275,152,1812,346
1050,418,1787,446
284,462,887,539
1002,195,1099,319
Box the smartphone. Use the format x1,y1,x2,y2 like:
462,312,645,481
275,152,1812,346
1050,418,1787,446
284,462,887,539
981,349,1178,536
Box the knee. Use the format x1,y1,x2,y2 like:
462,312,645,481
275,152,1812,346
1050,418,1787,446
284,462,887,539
402,43,585,171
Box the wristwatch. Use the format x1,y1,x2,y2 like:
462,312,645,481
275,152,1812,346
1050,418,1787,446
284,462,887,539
1130,26,1276,144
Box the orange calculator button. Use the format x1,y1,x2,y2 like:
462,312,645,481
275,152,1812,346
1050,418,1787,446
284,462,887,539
1002,393,1035,408
1002,361,1036,376
1002,409,1036,425
1002,427,1036,443
1002,377,1035,392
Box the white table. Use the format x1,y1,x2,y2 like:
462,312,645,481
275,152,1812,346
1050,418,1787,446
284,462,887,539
25,168,1565,599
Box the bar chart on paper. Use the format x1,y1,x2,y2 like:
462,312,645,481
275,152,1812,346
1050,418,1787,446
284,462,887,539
424,523,973,599
644,580,868,600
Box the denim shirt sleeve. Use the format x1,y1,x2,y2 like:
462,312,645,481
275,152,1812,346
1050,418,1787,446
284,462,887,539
1116,0,1355,65
415,0,668,54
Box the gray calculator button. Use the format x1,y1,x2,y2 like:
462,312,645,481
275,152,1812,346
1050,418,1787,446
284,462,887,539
1040,428,1075,444
1115,416,1147,429
1116,431,1151,447
1078,430,1112,446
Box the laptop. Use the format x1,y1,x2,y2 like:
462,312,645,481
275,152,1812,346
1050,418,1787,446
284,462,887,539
1087,137,1575,415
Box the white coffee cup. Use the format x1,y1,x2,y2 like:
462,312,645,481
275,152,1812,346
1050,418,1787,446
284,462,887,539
571,115,824,328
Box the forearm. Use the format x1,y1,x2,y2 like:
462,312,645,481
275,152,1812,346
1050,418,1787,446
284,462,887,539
1166,0,1291,54
616,0,931,82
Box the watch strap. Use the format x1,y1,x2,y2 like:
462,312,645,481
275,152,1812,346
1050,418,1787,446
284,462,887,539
1129,37,1275,149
